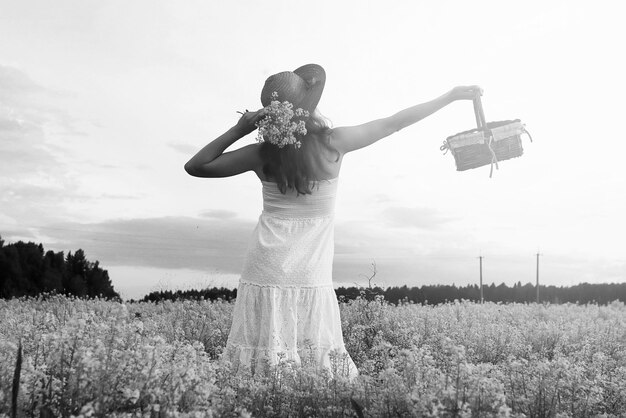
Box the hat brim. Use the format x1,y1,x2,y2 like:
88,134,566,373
293,64,326,112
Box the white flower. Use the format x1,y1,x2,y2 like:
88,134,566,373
124,388,140,404
79,402,96,417
239,408,252,418
256,91,309,148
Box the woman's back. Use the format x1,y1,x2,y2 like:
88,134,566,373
257,125,342,191
239,177,339,289
261,177,338,218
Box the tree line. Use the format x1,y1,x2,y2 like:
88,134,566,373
335,282,626,305
135,282,626,305
0,236,120,300
137,287,238,303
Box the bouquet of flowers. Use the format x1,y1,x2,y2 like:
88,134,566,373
256,92,309,148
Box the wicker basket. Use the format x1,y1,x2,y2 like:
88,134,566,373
441,96,531,177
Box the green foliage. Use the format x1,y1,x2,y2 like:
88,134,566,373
137,282,626,306
0,235,119,300
136,287,237,304
1,295,625,417
336,282,626,305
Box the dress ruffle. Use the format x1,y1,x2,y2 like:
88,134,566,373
222,281,358,379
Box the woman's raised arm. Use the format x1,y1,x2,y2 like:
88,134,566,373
331,86,482,155
184,109,266,178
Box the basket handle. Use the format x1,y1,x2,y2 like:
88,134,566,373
472,94,499,177
473,96,487,130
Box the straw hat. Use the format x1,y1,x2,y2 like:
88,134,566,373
260,64,326,112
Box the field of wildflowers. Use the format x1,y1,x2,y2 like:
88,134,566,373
1,294,625,417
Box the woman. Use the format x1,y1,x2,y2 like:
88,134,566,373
185,64,481,378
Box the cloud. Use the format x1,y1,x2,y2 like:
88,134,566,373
0,65,68,142
167,142,198,155
12,216,257,273
3,216,412,279
0,228,36,242
0,64,85,224
199,209,238,219
382,206,455,230
100,193,144,200
0,65,45,99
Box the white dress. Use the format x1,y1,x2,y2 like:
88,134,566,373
222,178,358,378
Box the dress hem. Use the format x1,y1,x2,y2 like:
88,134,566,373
239,279,334,289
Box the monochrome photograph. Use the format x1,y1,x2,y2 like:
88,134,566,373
1,0,625,416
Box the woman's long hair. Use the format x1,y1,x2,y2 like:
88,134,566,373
260,110,339,195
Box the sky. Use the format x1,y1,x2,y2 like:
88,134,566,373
1,0,625,300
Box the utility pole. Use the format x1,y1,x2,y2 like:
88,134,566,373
536,252,542,303
479,255,484,304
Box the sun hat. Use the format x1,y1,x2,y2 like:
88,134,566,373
260,64,326,113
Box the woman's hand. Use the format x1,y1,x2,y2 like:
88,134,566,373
234,108,268,136
447,85,483,102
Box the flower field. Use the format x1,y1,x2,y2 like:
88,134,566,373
1,295,625,417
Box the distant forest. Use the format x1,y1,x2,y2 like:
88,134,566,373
0,236,120,300
137,282,626,305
